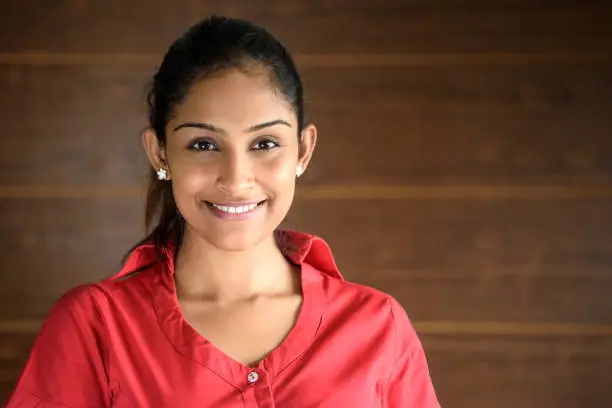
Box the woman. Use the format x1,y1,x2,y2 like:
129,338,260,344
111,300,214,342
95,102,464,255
7,16,440,407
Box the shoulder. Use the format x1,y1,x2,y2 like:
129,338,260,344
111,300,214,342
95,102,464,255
46,283,105,323
312,272,425,376
317,271,415,333
44,266,158,329
320,272,399,310
11,286,119,406
320,277,427,374
28,284,111,370
36,283,107,342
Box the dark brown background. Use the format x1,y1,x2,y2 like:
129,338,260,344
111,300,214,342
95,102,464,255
1,1,612,406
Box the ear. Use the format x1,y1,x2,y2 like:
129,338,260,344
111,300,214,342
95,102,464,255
141,128,170,179
297,124,317,177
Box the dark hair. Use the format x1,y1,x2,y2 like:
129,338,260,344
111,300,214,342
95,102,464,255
123,16,305,267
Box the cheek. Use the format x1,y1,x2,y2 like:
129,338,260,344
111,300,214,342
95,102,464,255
259,150,297,183
171,158,214,196
260,155,297,209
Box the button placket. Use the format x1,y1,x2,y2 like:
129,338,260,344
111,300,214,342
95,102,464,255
251,369,275,408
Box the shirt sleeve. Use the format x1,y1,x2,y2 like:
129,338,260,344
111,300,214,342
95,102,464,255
5,286,111,408
383,296,441,408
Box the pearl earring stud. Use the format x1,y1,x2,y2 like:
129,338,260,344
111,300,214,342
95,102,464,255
157,168,169,180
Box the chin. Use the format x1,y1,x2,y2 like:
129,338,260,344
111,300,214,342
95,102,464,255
214,231,265,252
181,199,292,252
198,225,274,252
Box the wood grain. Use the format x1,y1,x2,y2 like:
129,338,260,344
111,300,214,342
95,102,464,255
1,3,611,406
1,197,611,326
0,1,610,54
2,319,611,336
1,52,612,68
287,198,612,324
304,65,612,114
0,65,150,185
0,333,36,403
0,198,144,318
423,332,612,407
1,64,612,186
2,184,612,200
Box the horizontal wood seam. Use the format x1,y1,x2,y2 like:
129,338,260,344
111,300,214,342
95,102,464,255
0,52,611,67
1,319,611,335
0,185,611,200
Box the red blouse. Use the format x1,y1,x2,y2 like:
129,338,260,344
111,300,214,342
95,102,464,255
6,230,440,407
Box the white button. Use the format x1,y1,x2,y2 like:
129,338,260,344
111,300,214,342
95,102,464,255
247,371,259,384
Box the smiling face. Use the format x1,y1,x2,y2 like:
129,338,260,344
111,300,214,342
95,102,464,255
143,68,316,251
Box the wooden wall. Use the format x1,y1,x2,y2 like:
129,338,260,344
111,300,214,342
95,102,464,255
1,1,612,406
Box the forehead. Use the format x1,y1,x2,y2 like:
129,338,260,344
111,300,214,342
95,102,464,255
171,69,296,129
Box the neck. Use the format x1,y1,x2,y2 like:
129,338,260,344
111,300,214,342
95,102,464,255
173,228,298,305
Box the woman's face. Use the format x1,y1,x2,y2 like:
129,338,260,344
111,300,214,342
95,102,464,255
145,68,316,251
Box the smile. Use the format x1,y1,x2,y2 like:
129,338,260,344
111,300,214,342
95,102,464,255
205,200,266,217
211,203,257,214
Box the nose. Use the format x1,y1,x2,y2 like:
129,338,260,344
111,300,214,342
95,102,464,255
215,149,254,196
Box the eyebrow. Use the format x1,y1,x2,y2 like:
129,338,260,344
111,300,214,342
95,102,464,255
173,120,292,134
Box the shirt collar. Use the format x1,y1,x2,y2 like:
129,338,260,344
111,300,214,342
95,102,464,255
132,229,339,385
116,229,344,280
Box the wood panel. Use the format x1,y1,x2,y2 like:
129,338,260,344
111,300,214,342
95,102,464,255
0,1,611,54
310,112,612,184
287,198,612,324
0,65,149,186
304,65,612,114
0,333,35,403
0,333,36,395
0,198,144,318
423,332,612,407
2,64,612,186
306,67,612,184
2,2,612,406
1,196,611,325
1,331,610,406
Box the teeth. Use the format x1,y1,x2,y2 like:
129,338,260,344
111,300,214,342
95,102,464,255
211,203,259,214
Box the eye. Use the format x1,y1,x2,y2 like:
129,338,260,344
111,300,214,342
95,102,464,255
252,139,279,151
189,140,217,151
